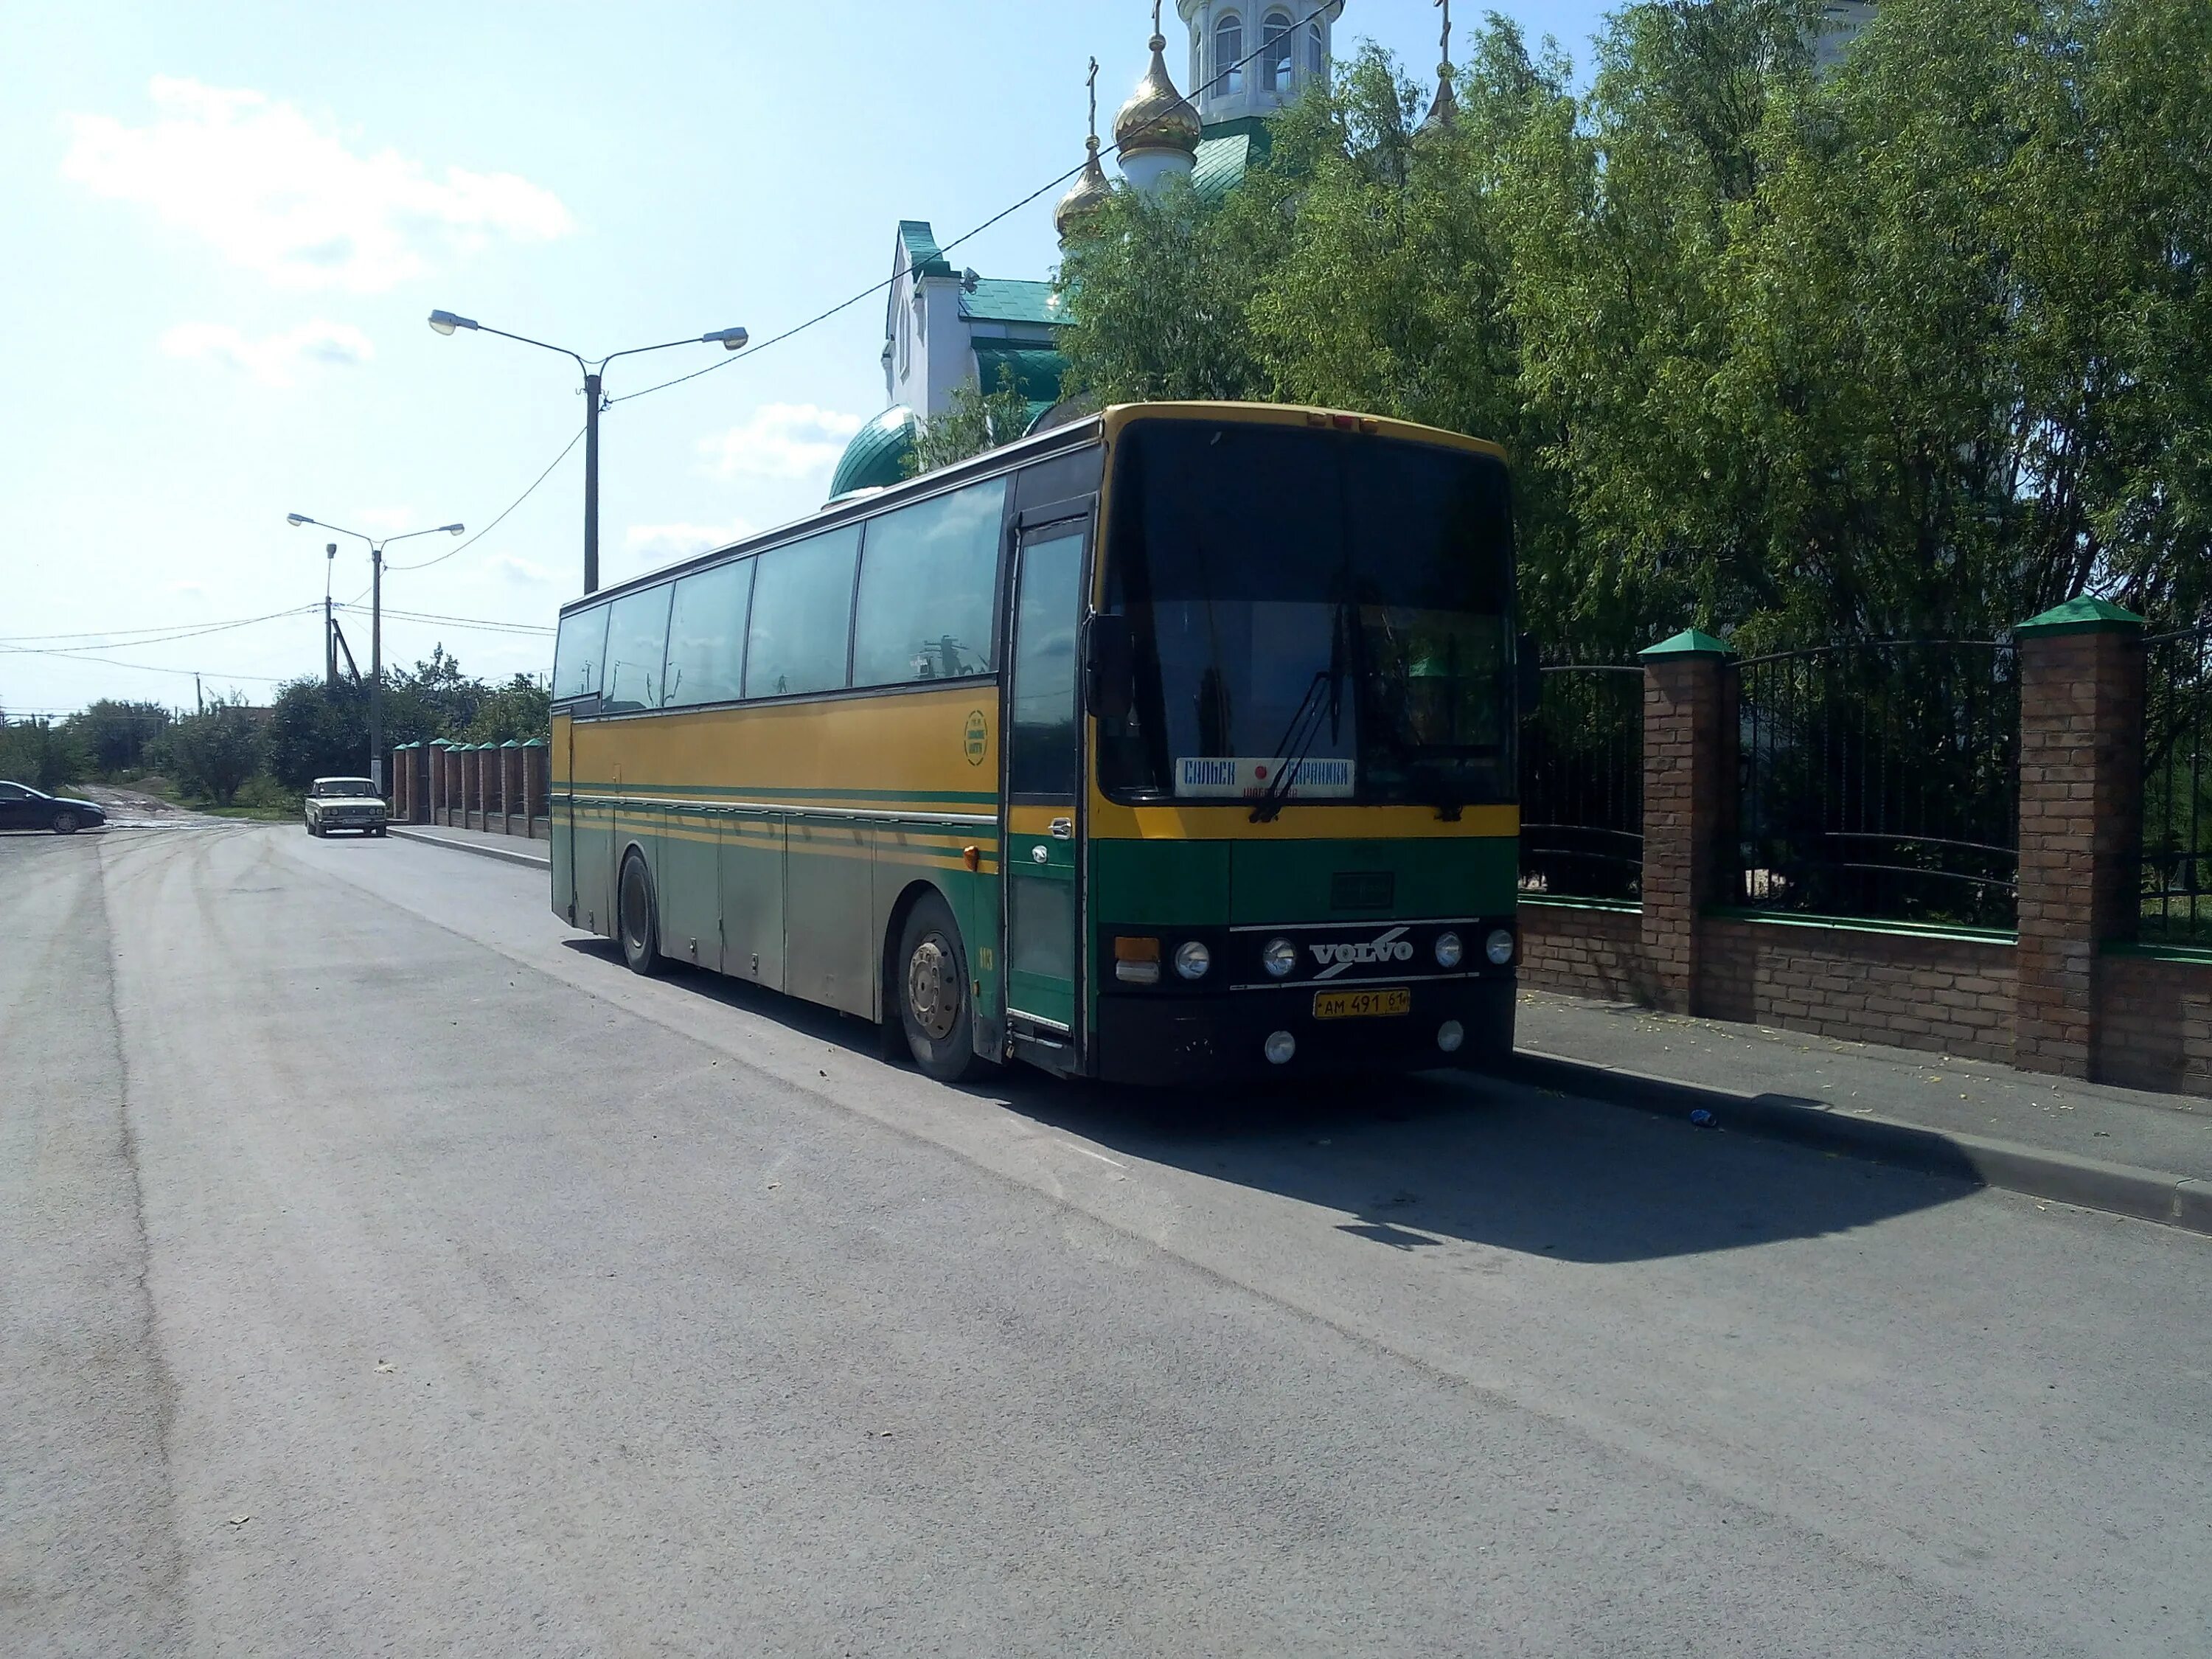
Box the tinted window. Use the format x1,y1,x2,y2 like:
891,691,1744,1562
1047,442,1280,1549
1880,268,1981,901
601,585,672,713
852,477,1006,686
552,605,609,700
1009,527,1085,797
664,560,754,708
745,525,860,698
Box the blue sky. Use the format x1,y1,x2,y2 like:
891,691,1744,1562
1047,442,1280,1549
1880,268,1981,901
0,0,1613,717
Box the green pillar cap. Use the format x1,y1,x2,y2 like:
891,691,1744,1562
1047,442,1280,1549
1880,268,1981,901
500,739,522,748
2014,595,2143,636
431,738,453,748
1639,627,1734,658
521,737,548,748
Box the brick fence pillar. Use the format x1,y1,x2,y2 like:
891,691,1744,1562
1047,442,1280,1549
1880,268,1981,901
501,742,524,835
2013,597,2146,1079
430,742,448,824
523,739,549,838
482,743,504,830
1637,629,1736,1014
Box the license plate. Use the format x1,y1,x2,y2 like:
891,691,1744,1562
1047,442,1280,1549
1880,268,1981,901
1312,987,1412,1020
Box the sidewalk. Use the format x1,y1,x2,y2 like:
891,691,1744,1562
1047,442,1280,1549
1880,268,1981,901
1516,990,2212,1231
387,822,550,869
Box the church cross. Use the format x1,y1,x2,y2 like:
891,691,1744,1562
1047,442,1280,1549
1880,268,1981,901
1152,1,1164,41
1436,0,1452,68
1088,56,1099,142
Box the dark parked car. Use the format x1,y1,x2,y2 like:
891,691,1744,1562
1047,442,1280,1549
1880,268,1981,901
0,780,106,833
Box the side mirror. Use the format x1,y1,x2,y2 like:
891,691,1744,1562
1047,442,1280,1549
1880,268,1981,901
1517,632,1544,720
1083,613,1134,723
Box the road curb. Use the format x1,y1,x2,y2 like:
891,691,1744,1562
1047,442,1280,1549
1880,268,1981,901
1512,1049,2212,1238
386,826,551,871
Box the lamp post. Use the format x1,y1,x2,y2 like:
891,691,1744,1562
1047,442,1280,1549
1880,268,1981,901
426,312,748,596
287,515,465,794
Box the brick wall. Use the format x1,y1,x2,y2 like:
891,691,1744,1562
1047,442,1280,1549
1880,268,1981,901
2097,956,2212,1095
1699,919,2017,1065
1520,903,1663,1004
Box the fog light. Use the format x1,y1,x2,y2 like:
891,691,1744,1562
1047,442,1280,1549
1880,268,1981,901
1262,936,1297,978
1434,931,1463,969
1114,936,1161,984
1264,1030,1296,1065
1484,928,1514,966
1437,1020,1464,1053
1175,940,1211,980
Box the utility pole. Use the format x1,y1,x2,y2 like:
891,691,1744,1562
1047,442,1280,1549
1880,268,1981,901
583,371,602,594
369,546,384,795
325,543,338,689
195,674,204,716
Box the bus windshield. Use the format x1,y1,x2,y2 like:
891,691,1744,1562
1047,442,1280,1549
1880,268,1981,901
1098,420,1516,806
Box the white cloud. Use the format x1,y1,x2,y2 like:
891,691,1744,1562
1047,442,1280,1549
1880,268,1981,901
63,77,574,293
487,554,553,585
698,404,863,481
159,319,374,387
623,518,757,571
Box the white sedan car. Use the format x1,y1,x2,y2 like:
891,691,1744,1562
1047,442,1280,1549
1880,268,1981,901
304,776,388,837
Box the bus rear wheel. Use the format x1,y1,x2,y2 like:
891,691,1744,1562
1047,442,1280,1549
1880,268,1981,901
618,849,662,976
896,892,979,1083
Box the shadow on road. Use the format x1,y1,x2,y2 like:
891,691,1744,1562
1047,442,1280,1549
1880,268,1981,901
563,939,1971,1263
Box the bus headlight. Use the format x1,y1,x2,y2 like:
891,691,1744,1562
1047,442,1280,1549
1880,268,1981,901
1174,940,1211,980
1262,937,1297,978
1434,931,1463,969
1437,1020,1465,1053
1264,1030,1296,1065
1484,928,1515,965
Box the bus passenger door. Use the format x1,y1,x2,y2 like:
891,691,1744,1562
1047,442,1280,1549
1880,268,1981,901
1004,515,1089,1063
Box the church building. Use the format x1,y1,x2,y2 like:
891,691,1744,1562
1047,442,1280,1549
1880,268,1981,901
827,3,1345,503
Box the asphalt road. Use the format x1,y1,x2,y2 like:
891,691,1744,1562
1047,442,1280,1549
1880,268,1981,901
4,822,2208,1657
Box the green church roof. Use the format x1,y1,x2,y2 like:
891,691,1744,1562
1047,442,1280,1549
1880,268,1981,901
897,220,952,279
960,278,1065,327
829,406,918,499
1194,117,1274,204
973,343,1068,406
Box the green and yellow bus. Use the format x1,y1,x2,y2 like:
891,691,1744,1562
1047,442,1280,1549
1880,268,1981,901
549,401,1528,1084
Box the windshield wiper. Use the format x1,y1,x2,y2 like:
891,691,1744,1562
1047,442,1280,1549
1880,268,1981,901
1250,605,1349,824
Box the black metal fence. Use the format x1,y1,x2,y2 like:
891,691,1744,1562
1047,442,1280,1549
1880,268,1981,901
1520,666,1644,902
2140,622,2211,947
1733,641,2020,928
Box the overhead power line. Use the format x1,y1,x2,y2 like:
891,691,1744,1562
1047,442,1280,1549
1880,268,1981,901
0,603,320,650
335,601,554,636
608,2,1335,408
386,425,587,572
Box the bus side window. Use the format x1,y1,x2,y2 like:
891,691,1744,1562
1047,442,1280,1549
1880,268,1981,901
552,604,610,701
745,524,860,699
601,585,672,713
664,559,754,708
851,476,1008,687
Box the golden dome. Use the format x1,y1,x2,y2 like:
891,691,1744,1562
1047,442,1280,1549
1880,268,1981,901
1113,34,1200,157
1055,137,1114,240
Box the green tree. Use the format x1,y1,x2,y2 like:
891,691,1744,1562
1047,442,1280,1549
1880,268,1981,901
462,675,551,743
0,717,91,793
905,364,1039,476
157,699,265,805
63,699,171,776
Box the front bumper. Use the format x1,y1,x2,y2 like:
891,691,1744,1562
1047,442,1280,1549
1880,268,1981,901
1091,974,1514,1085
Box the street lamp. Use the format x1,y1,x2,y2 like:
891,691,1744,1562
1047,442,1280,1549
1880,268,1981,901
287,515,465,793
425,311,748,595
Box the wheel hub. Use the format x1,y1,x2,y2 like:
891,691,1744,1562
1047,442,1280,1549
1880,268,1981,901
907,936,959,1040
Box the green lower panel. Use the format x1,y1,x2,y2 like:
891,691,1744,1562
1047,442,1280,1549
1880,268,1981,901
1091,835,1520,928
657,809,721,969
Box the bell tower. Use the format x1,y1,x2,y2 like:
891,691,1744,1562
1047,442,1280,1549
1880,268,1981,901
1176,0,1343,126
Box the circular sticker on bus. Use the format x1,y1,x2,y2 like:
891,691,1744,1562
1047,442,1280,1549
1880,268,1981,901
963,710,988,765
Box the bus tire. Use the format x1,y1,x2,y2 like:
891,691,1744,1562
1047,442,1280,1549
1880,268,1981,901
894,891,979,1083
617,849,663,976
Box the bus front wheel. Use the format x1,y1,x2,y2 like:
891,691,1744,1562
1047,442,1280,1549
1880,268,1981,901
618,850,663,976
896,893,979,1084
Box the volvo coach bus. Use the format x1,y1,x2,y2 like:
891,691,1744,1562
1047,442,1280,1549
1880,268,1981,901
549,401,1528,1084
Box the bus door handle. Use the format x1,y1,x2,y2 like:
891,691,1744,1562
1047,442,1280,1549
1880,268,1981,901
1048,817,1073,839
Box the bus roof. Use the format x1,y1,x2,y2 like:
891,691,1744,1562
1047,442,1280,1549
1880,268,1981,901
563,401,1507,616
